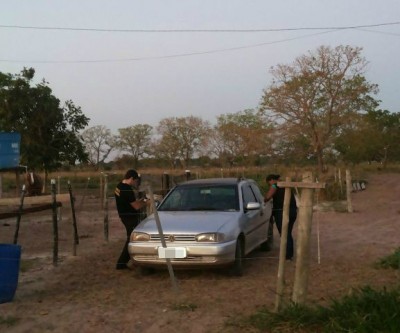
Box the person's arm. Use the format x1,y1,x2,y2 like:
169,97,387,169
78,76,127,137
130,198,150,210
264,184,277,203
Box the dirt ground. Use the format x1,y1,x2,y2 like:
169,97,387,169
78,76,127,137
0,173,399,333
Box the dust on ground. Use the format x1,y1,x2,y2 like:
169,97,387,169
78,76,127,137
0,173,399,333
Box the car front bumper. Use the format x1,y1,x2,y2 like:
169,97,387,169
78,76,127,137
128,239,237,267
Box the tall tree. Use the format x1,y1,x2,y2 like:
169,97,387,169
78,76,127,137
117,124,153,168
81,125,116,169
155,116,210,168
0,68,89,174
260,45,379,172
212,109,273,166
335,109,400,166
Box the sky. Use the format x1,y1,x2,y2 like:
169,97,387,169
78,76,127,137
1,1,400,134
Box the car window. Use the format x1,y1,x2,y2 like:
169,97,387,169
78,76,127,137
250,183,263,203
241,183,258,208
158,188,185,210
158,184,239,211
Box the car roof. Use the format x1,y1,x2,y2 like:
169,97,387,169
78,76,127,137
176,177,250,187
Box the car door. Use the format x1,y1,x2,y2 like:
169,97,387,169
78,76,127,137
241,183,265,254
250,182,271,243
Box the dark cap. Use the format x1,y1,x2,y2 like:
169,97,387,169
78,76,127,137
266,174,280,181
124,169,139,180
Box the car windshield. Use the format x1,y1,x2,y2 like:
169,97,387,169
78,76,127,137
158,184,239,212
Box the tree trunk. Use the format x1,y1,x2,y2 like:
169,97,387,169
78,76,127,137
316,147,325,173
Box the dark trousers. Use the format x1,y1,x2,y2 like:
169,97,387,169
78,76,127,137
117,215,140,267
273,210,297,260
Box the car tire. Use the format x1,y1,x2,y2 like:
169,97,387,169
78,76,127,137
230,238,244,277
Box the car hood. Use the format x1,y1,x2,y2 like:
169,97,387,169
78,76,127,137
135,211,240,234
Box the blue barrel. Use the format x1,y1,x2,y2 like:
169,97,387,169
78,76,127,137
0,244,21,303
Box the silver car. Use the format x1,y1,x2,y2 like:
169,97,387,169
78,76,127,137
128,178,272,276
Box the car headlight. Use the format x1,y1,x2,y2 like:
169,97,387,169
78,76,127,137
195,233,223,242
131,232,150,242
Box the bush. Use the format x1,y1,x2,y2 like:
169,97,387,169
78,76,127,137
227,286,400,333
376,248,400,270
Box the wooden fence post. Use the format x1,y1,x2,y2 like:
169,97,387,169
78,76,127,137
68,181,79,256
57,176,62,222
274,177,292,312
15,169,21,196
162,173,170,195
51,179,59,267
13,185,26,244
292,172,314,304
346,169,353,213
100,174,104,209
269,176,325,309
103,174,109,242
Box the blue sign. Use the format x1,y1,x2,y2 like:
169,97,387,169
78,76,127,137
0,132,21,169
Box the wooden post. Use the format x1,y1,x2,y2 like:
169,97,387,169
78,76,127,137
146,183,179,293
15,169,21,196
274,177,292,312
275,177,325,308
103,174,109,242
68,181,79,256
292,172,314,304
338,168,343,195
57,176,62,222
346,169,353,213
13,185,26,244
100,174,104,209
51,179,59,267
162,173,170,195
80,177,91,207
185,170,191,181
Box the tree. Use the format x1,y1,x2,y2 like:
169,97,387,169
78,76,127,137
154,116,210,168
0,68,89,174
117,124,153,168
212,109,273,166
260,45,379,172
81,125,116,169
335,109,400,166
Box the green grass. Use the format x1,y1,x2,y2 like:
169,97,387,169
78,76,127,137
171,302,198,312
226,286,400,333
0,315,20,327
376,248,400,270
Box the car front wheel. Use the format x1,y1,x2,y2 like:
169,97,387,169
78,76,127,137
230,238,244,276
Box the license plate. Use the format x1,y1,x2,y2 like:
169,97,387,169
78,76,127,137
158,247,187,259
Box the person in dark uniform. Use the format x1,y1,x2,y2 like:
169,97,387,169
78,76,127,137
264,174,298,260
114,169,149,270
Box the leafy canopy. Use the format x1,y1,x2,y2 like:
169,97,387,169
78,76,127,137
0,68,89,172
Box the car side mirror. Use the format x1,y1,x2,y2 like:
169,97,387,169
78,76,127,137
245,202,261,211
